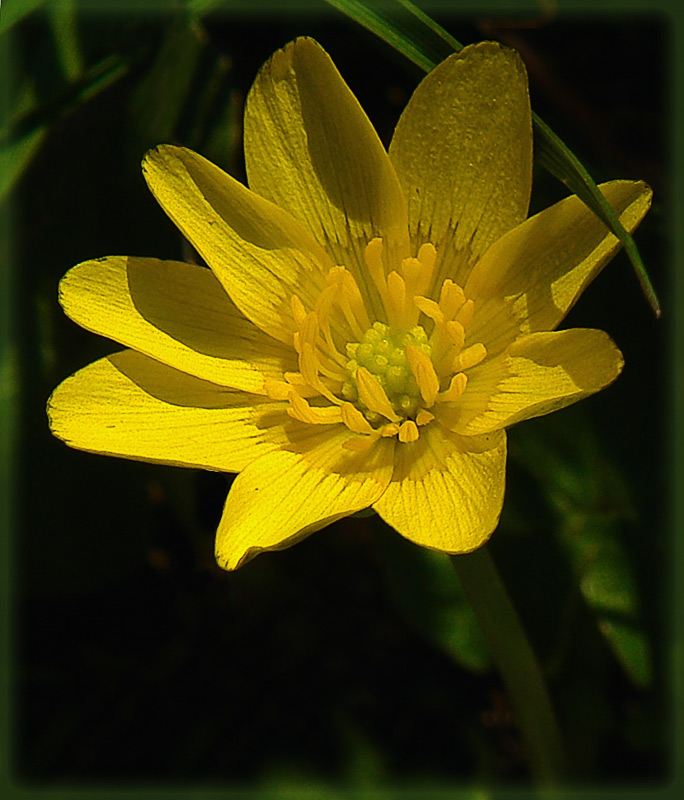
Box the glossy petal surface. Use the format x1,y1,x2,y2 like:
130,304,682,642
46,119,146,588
466,181,652,357
244,37,409,316
59,256,298,392
48,37,651,571
374,424,507,554
389,42,532,290
48,350,295,472
216,430,395,569
143,145,333,343
440,329,624,436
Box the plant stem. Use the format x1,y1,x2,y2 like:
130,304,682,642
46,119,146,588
450,547,566,788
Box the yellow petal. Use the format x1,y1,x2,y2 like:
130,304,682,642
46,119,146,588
389,42,532,290
59,256,299,393
47,350,296,472
143,145,333,344
215,427,396,569
465,180,653,357
374,423,507,554
441,329,624,436
243,37,410,318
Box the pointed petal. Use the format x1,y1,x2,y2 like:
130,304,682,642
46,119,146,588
438,329,624,436
465,181,653,356
244,37,410,317
59,256,298,393
143,145,333,344
47,350,297,472
215,427,396,569
389,42,532,289
374,424,506,554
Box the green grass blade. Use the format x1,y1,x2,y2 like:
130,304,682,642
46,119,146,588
47,0,85,82
323,0,455,71
324,0,660,318
534,114,660,317
0,0,49,36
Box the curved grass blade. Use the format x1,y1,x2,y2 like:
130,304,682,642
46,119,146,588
324,0,660,317
0,0,50,37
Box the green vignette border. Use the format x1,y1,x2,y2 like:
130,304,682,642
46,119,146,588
0,0,680,797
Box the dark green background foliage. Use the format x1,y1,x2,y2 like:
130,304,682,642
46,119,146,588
3,0,669,790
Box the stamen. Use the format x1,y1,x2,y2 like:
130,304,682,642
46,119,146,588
264,378,292,401
400,257,422,297
287,392,343,425
364,238,390,307
416,243,437,296
414,296,444,324
299,311,319,349
326,267,368,341
437,372,468,402
445,320,465,350
339,268,371,335
299,343,342,405
314,284,337,327
398,420,419,443
340,402,375,435
438,280,466,320
264,377,319,400
386,271,409,328
405,344,440,407
291,295,307,327
318,320,347,369
454,342,487,372
415,410,435,426
380,422,401,438
355,367,401,423
455,298,475,328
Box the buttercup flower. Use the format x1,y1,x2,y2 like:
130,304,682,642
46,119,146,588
48,39,651,569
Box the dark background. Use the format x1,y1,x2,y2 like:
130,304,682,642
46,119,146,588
6,0,670,789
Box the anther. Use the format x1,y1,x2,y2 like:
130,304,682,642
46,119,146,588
355,367,402,423
398,420,419,443
405,344,439,407
287,392,342,425
364,238,390,304
340,402,375,435
438,373,468,402
454,342,487,372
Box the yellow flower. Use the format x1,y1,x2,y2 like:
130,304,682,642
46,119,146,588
48,39,651,570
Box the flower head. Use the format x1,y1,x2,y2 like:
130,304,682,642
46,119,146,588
48,39,651,569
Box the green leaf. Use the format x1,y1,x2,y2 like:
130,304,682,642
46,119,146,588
378,532,491,673
129,16,206,145
511,414,653,689
324,0,659,317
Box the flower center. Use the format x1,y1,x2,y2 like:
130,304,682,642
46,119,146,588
342,322,429,422
264,238,488,450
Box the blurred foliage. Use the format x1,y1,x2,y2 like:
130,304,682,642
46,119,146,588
4,0,668,791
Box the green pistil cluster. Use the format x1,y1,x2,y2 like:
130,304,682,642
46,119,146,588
342,321,432,421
